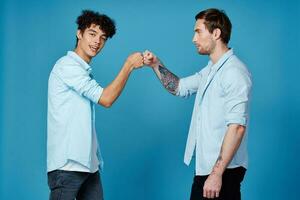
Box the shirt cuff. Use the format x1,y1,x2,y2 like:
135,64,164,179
91,86,104,104
225,113,247,126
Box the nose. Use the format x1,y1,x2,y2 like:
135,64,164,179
192,33,197,44
95,38,101,45
93,36,101,45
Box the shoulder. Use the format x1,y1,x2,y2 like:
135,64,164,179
221,55,251,79
220,55,252,89
52,55,83,75
196,63,211,77
55,55,80,68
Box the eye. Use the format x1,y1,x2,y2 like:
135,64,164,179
194,29,201,34
90,33,96,37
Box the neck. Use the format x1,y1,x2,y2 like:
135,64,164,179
74,47,91,64
209,43,229,64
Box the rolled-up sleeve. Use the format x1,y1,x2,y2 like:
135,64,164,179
56,64,103,104
177,72,201,98
221,67,252,126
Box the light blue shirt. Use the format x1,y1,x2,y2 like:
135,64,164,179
47,51,104,172
177,49,252,175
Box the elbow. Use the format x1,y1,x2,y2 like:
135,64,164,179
102,101,112,108
228,124,246,137
98,89,114,108
236,125,246,137
237,124,246,132
98,97,113,108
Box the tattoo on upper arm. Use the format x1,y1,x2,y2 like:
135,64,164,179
158,65,179,94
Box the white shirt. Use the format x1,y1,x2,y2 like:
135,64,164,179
47,51,104,172
59,127,100,173
177,49,252,175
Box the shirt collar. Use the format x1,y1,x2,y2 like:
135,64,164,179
209,48,234,72
67,51,92,72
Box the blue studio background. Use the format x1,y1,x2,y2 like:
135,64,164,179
0,0,299,199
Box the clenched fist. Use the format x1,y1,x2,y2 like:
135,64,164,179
143,50,160,68
126,52,144,70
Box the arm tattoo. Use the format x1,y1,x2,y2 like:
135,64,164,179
211,148,223,175
157,65,179,95
216,147,223,165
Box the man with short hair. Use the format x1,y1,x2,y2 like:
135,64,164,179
47,10,143,200
143,8,252,200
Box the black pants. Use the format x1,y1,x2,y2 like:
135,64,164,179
190,167,246,200
47,170,103,200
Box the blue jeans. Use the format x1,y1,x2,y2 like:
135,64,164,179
47,170,103,200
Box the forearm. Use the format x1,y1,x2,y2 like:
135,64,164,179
98,63,133,107
211,124,246,176
152,62,179,95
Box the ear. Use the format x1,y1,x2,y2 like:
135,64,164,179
213,28,221,41
76,30,83,41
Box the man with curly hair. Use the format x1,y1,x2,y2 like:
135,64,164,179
47,10,143,200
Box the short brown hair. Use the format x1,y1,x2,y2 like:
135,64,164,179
195,8,232,44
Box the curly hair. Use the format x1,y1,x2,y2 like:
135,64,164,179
75,10,116,44
195,8,232,44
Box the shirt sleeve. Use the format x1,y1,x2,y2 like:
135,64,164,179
55,64,103,104
221,67,252,126
176,72,202,98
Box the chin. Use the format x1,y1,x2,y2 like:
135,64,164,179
198,47,211,55
88,51,97,58
196,47,204,54
198,50,208,55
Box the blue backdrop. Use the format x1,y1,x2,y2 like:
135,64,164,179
1,0,299,199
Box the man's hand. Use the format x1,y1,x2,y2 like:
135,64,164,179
142,49,179,94
126,52,144,70
143,50,160,68
202,124,246,198
203,173,222,199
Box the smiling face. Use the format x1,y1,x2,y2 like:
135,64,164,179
192,19,216,55
75,24,107,63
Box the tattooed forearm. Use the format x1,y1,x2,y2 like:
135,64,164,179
155,65,179,95
211,148,224,175
209,125,245,177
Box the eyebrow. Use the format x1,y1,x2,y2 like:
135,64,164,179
87,29,98,33
87,29,107,38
